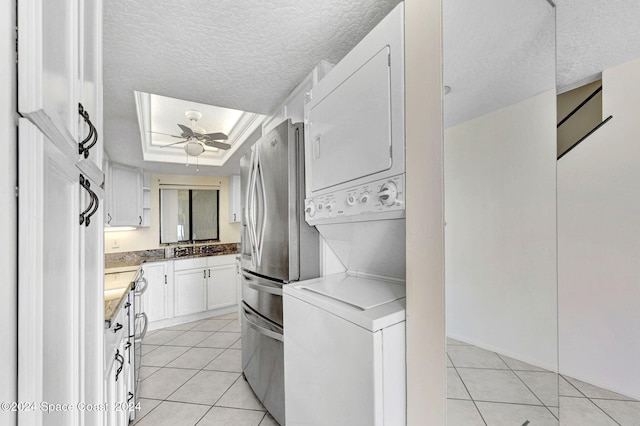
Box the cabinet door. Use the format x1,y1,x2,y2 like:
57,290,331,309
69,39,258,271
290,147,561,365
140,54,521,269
174,269,207,316
18,119,82,425
142,262,172,322
80,173,105,426
109,163,143,226
207,265,237,310
18,0,80,149
229,174,241,223
79,0,104,169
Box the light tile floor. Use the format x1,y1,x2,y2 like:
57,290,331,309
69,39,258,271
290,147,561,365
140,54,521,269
447,338,640,425
132,312,278,426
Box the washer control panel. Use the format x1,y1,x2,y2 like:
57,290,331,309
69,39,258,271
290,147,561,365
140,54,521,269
305,174,404,223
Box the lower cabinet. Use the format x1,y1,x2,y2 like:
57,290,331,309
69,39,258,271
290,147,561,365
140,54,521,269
142,261,173,322
207,264,236,310
174,267,208,316
145,255,238,327
104,294,135,426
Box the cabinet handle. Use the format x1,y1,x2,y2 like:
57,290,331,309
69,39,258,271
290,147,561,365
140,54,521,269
113,323,123,333
204,269,206,279
107,213,112,224
79,174,100,227
233,213,236,221
115,350,124,382
78,103,98,159
208,269,211,278
124,341,131,350
127,392,134,402
139,215,142,225
164,274,167,285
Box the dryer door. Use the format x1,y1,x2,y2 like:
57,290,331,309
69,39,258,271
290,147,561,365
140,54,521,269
307,46,393,193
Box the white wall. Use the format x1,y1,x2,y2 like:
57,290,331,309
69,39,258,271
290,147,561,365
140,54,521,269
445,90,558,370
105,174,241,253
558,57,640,400
0,0,17,424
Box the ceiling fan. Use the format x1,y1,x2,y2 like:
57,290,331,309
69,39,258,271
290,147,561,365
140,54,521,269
150,110,231,156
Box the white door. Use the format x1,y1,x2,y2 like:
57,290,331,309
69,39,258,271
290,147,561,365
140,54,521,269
18,0,80,147
207,265,237,310
174,269,207,316
109,163,143,226
18,119,81,426
142,262,171,322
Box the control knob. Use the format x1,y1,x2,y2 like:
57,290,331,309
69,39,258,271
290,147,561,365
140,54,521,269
305,201,316,217
378,182,399,206
360,192,370,204
346,195,356,206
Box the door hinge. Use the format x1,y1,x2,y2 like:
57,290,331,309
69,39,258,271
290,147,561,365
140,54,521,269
15,26,18,64
14,186,19,198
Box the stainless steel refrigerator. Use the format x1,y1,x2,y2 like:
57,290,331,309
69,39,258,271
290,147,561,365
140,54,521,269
240,119,319,425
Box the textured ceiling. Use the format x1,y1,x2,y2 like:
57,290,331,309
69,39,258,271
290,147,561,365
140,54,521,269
103,0,401,176
103,0,640,173
443,0,555,127
555,0,640,92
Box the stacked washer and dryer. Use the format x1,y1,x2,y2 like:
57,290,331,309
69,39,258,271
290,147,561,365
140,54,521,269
283,4,407,425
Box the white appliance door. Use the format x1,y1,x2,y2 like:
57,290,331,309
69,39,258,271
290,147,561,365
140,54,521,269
307,46,392,192
284,291,381,426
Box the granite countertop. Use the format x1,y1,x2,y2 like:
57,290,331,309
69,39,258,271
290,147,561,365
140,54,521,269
104,269,137,328
105,242,240,269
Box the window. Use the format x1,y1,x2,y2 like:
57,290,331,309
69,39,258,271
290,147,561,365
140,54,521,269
160,188,219,243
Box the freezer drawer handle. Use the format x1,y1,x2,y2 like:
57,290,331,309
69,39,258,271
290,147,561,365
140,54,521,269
242,306,283,342
242,272,282,295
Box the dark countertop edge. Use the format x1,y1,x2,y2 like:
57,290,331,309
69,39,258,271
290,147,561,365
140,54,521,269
105,244,240,269
104,281,133,329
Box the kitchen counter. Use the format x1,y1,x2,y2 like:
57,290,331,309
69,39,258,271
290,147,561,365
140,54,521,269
104,242,240,269
104,269,137,328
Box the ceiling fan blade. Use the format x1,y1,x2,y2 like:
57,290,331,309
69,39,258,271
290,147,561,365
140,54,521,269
177,124,194,137
148,131,182,138
202,132,228,141
159,140,188,148
205,140,232,150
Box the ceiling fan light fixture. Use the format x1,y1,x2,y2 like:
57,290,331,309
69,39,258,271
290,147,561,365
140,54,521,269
184,141,205,156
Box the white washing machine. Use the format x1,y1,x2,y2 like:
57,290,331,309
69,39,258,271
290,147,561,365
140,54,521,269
283,273,406,426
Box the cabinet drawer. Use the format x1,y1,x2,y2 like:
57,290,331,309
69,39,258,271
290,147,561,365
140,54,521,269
173,257,207,271
207,254,236,267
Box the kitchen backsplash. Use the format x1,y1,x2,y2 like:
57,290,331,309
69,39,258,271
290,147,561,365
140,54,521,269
105,242,240,269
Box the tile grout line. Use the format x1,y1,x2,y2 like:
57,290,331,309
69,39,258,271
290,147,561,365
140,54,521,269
448,352,489,426
137,315,258,425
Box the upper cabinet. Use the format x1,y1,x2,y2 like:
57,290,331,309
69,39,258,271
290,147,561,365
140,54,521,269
229,174,241,223
18,0,104,172
106,162,144,227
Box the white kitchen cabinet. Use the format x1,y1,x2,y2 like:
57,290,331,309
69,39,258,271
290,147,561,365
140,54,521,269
174,267,208,316
208,264,237,310
142,173,152,227
18,119,104,426
229,174,241,223
107,162,144,227
18,0,104,171
142,261,173,322
173,255,237,317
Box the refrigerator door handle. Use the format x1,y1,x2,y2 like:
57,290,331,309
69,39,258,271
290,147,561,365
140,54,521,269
247,148,259,266
255,154,268,263
242,304,283,342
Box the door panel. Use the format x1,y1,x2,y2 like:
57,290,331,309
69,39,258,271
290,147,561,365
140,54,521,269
207,265,236,310
174,269,206,316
